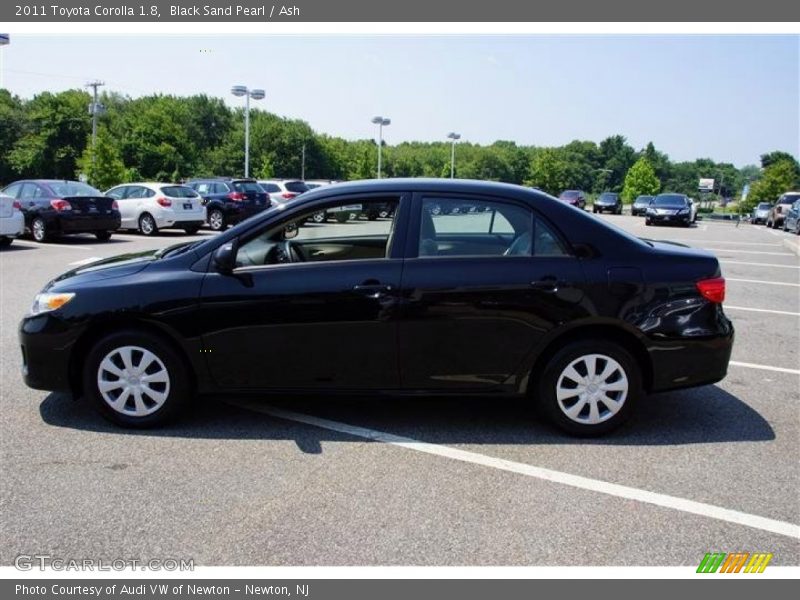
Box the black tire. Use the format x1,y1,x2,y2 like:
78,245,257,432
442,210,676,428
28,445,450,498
182,225,201,235
94,231,112,242
0,236,12,248
536,339,641,436
207,209,226,231
335,212,349,224
31,217,50,242
645,219,651,226
593,208,598,214
366,210,379,221
83,329,191,428
138,213,158,236
311,211,327,224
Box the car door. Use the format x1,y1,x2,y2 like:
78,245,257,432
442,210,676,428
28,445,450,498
398,192,587,392
197,192,410,391
107,186,134,227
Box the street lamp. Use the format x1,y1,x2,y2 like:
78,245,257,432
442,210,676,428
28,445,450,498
232,85,265,178
446,132,461,179
371,116,391,178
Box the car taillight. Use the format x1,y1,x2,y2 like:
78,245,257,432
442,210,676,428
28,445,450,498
227,192,245,202
156,197,172,207
49,199,71,211
697,277,725,304
111,200,119,210
12,201,21,211
281,192,297,199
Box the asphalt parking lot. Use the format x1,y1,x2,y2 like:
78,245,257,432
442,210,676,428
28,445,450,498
1,214,798,567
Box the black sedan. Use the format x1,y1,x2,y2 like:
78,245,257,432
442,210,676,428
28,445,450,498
19,179,733,436
0,180,120,242
631,195,654,216
645,193,693,227
593,192,622,214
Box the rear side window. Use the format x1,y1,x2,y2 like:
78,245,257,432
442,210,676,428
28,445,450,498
233,181,263,193
262,183,280,193
2,183,23,198
285,181,309,193
160,186,199,198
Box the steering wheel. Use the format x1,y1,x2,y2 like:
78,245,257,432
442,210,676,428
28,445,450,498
277,240,305,263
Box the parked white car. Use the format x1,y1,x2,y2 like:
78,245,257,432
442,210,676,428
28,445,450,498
0,193,25,247
105,183,206,236
258,180,309,206
687,197,698,223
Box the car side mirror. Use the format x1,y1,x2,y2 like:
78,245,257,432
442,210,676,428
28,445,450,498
213,241,237,274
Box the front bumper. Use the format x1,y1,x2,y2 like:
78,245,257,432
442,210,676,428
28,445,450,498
647,213,691,225
19,313,84,393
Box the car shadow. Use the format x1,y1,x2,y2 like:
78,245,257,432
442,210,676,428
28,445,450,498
0,243,35,252
39,384,774,453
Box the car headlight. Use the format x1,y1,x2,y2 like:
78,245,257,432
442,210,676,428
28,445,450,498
646,208,656,214
30,292,75,315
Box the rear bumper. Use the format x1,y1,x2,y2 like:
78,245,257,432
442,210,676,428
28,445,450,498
58,214,121,233
647,320,734,393
155,207,207,228
0,212,25,237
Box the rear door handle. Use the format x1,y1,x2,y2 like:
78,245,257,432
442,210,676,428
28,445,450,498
353,283,393,298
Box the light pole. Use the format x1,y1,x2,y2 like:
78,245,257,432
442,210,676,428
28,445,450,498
85,80,105,170
446,132,461,179
231,85,265,178
371,116,391,178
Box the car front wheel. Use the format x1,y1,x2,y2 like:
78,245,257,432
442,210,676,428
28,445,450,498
83,330,191,428
139,213,158,236
208,209,226,231
537,340,641,436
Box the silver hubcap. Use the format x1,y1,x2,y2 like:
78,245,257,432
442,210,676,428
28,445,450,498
312,212,325,223
556,353,628,425
140,216,154,234
97,345,170,417
33,220,45,240
210,212,223,229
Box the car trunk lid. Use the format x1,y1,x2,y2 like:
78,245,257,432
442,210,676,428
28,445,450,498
63,196,116,215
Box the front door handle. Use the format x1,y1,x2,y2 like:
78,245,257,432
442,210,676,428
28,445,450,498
353,282,393,298
530,276,561,292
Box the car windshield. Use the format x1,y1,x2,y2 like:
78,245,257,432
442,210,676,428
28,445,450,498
599,194,618,201
559,191,579,199
233,181,263,193
160,186,199,198
653,195,687,207
757,203,772,210
47,181,102,197
635,196,653,204
285,181,309,193
780,194,800,204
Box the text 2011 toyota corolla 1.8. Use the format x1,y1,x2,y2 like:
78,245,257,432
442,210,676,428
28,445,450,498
19,179,734,436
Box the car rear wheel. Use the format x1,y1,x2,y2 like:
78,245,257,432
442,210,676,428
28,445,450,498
31,217,50,242
537,340,640,436
83,330,190,428
94,231,112,242
311,211,327,224
138,213,158,236
208,209,226,231
182,225,201,235
335,213,349,223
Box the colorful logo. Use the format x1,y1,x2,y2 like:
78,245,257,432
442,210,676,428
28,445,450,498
697,552,773,573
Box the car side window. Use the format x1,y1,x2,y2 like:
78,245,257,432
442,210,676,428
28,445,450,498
19,183,40,199
234,197,400,268
213,183,229,194
2,183,23,198
106,186,126,200
419,198,533,257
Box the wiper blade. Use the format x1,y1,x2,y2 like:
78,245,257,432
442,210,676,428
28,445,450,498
156,241,198,258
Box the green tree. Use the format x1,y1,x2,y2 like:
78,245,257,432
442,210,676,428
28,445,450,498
76,127,127,190
527,148,569,195
744,159,800,211
621,157,661,203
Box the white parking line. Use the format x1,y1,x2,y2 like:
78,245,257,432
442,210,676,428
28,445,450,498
720,260,800,269
237,403,800,540
667,240,783,247
729,361,800,375
725,306,800,317
726,277,800,287
705,248,797,256
68,257,104,267
12,240,95,251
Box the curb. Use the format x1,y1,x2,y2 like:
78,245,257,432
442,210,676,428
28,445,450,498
782,238,800,257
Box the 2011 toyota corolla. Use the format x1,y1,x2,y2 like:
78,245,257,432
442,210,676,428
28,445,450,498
19,179,734,435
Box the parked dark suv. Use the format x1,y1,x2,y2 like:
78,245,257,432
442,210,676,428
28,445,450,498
0,179,120,242
20,179,734,436
185,178,269,231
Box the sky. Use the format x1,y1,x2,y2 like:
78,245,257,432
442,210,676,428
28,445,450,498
1,34,798,167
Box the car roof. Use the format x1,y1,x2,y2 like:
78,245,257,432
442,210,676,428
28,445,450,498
305,178,551,198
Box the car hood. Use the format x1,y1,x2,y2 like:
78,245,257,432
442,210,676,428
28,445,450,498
47,250,157,290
